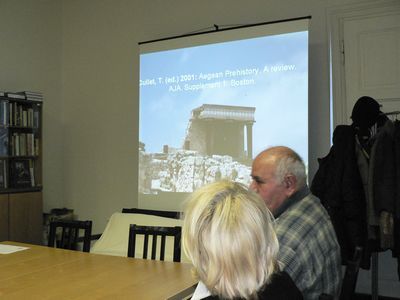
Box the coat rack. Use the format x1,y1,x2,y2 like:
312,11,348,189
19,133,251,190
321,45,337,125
371,252,378,300
310,99,400,299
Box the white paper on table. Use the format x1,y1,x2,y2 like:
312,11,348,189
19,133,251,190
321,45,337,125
0,244,29,254
190,281,211,300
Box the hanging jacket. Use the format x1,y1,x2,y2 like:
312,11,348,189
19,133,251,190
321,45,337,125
373,120,396,215
311,125,370,268
393,121,400,259
394,121,400,219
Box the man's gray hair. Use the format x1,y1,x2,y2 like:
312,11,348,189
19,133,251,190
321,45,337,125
274,150,307,189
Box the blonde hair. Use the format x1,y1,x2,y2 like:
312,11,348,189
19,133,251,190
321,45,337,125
182,180,279,299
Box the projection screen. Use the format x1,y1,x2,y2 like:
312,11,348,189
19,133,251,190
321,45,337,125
138,18,309,210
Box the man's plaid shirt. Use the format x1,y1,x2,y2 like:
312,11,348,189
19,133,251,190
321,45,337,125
274,186,342,300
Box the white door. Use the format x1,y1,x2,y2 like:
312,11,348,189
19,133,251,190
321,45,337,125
344,9,400,121
330,1,400,126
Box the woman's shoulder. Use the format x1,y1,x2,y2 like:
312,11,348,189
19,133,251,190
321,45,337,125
258,271,303,300
201,272,303,300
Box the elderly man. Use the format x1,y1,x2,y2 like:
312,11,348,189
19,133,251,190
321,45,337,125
250,146,341,300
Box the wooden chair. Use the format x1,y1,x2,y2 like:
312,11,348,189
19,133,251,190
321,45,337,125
339,246,363,300
127,224,181,262
48,219,92,252
122,208,181,219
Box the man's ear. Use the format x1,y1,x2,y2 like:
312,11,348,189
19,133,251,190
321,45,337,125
284,174,297,195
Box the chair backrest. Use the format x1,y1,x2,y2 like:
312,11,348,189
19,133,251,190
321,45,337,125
122,208,181,219
127,224,181,262
90,213,188,261
340,246,363,300
48,219,92,252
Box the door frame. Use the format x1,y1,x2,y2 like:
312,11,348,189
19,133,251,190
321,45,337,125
328,0,400,127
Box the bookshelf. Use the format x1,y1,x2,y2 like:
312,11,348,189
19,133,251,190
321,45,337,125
0,92,43,244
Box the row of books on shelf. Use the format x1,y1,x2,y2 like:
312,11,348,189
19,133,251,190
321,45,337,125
0,91,43,102
0,129,39,157
0,159,36,189
0,100,40,127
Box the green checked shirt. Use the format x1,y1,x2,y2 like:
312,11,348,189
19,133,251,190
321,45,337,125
274,186,342,300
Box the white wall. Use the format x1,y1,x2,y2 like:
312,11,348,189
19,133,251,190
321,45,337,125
0,0,64,211
2,0,399,297
61,0,138,235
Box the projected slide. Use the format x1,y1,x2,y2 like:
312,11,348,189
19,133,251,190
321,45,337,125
139,27,308,203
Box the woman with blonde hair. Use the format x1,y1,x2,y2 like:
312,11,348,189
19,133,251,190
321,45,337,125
182,180,303,300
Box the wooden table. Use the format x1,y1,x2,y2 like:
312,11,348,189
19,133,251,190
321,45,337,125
0,241,197,300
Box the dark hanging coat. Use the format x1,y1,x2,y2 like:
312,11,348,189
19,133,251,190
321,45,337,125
311,125,370,268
